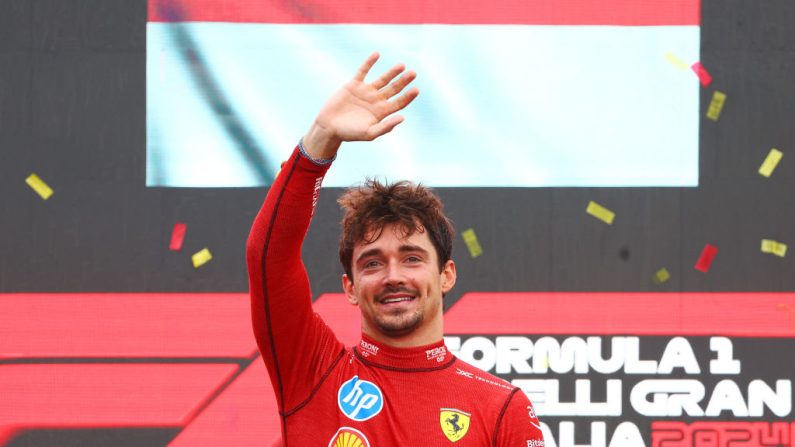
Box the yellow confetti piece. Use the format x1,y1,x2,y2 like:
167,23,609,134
664,52,689,71
706,91,726,121
192,248,213,268
761,239,787,257
758,148,783,178
653,268,671,284
461,228,483,258
25,173,54,200
586,201,615,225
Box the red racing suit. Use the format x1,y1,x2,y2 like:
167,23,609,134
247,145,545,446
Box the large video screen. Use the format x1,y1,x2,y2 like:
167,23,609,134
146,0,701,187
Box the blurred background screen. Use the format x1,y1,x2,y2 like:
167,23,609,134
146,0,701,187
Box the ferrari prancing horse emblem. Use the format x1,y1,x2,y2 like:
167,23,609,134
440,408,471,442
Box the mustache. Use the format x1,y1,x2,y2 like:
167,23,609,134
375,286,419,302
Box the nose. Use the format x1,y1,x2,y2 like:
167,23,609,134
382,260,405,287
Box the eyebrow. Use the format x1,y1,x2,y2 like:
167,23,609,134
355,244,431,265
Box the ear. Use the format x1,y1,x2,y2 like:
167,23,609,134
440,260,457,294
342,274,359,305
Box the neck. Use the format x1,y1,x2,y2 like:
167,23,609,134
361,316,444,348
355,333,454,370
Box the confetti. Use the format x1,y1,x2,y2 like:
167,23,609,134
761,239,787,257
694,244,718,272
461,228,483,258
25,173,54,200
664,52,689,71
586,201,615,225
653,268,671,284
691,62,713,87
169,222,187,251
758,148,783,178
192,248,213,268
706,91,726,121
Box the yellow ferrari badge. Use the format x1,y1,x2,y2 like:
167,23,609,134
440,408,471,442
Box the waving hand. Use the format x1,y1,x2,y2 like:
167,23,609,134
303,52,419,159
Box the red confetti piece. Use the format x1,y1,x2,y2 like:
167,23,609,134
691,62,713,87
169,222,187,251
694,243,718,272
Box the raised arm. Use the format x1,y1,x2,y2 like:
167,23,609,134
246,52,418,413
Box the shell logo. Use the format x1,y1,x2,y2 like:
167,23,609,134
328,427,371,447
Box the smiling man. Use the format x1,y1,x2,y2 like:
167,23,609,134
247,52,544,446
338,179,456,347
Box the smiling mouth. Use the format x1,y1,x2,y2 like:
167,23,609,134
379,296,416,305
378,293,417,306
376,286,420,307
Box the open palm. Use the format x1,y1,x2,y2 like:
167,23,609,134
315,52,419,142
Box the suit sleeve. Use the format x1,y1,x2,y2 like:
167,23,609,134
495,389,545,447
246,146,345,413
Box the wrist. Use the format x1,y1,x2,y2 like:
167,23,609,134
298,137,335,166
303,123,342,160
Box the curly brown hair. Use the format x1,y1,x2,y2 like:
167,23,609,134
338,179,454,281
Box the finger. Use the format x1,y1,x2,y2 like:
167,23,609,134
371,63,405,90
385,86,419,116
381,70,416,99
354,52,380,82
366,115,405,141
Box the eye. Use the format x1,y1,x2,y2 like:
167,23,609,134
363,260,381,268
405,255,422,263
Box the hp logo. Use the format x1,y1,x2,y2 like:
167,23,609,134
337,376,384,421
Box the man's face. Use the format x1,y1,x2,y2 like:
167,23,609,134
342,223,456,345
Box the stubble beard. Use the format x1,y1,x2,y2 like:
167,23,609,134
375,306,423,336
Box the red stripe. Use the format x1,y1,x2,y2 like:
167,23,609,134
3,292,789,363
167,360,281,446
148,0,700,25
444,292,795,337
0,293,255,359
0,364,237,426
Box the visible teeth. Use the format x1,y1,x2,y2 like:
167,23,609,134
383,297,412,304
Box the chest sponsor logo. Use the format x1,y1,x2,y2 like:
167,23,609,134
338,375,384,421
328,426,371,447
440,408,471,442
